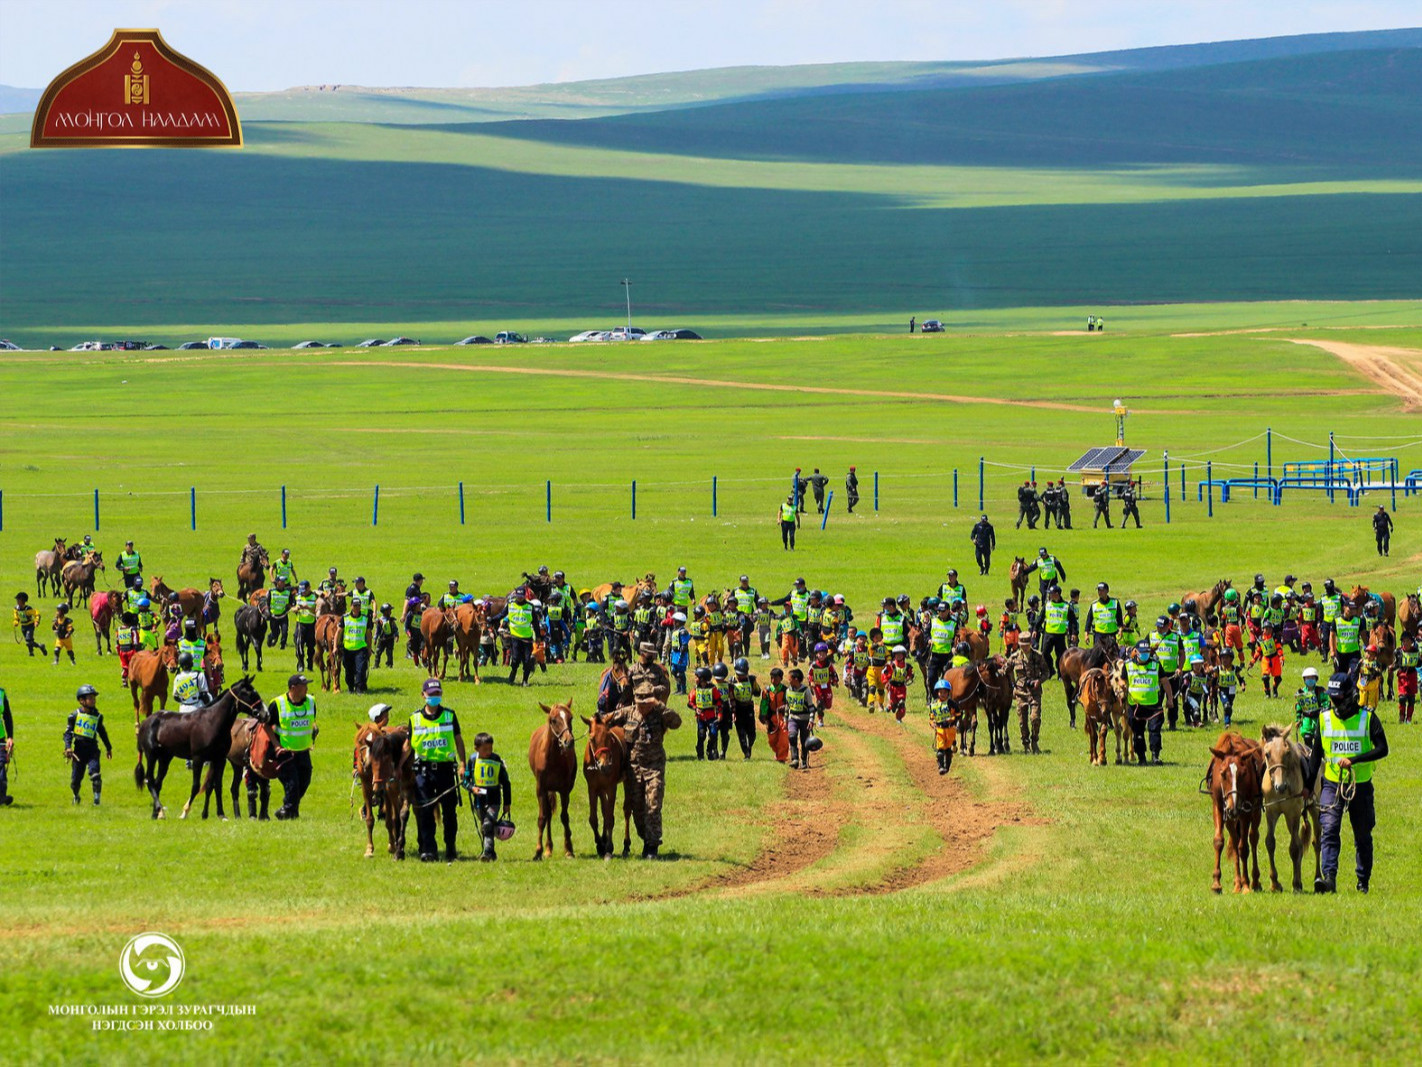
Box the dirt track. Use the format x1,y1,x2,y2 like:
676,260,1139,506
1287,339,1422,411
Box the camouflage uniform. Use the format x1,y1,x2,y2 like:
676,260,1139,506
1009,645,1048,752
629,655,671,706
605,684,682,854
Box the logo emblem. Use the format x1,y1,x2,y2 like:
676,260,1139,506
119,932,186,998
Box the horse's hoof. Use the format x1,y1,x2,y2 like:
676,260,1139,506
364,849,375,858
533,852,543,862
1211,885,1221,894
157,809,166,820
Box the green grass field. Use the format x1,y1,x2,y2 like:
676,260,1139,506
1,324,1420,1063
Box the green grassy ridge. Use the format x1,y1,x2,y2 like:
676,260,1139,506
483,46,1422,169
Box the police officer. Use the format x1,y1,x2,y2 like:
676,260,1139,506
969,513,995,575
1092,483,1113,528
779,494,800,550
1016,481,1036,530
669,567,695,616
505,590,537,686
808,467,829,513
272,548,297,587
938,569,966,609
1330,599,1366,675
271,673,316,819
116,540,143,584
349,576,375,616
733,575,759,650
1041,481,1058,529
63,684,112,805
1120,481,1142,528
605,682,682,859
411,678,466,863
1149,615,1185,729
1085,582,1124,660
1372,505,1393,557
1125,640,1171,765
1039,585,1070,678
1305,669,1389,892
293,580,318,670
342,598,371,693
1025,547,1066,601
926,600,957,695
845,466,860,513
1056,479,1073,529
266,576,293,650
0,683,14,805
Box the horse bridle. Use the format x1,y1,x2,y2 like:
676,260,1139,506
549,709,575,752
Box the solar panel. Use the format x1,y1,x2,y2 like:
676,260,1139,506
1067,447,1145,472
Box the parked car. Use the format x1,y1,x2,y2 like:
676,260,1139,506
0,339,22,351
494,331,527,344
608,327,646,341
178,341,208,350
384,337,420,346
112,340,149,351
455,335,493,345
920,319,945,333
143,344,169,351
291,341,327,349
231,340,267,350
568,330,611,342
641,328,702,341
355,339,385,348
70,341,108,351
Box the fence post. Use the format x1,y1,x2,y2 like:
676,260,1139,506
1030,465,1036,484
1180,462,1185,502
712,476,717,517
94,488,100,532
1253,461,1259,499
546,480,551,523
1163,451,1171,524
1392,459,1398,512
190,487,196,531
821,491,834,530
1266,426,1272,485
1328,432,1335,503
281,485,287,529
1207,462,1213,518
978,457,984,511
632,480,637,520
953,469,958,508
459,481,465,525
874,471,879,512
372,485,380,526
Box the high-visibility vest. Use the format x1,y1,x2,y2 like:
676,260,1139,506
1321,705,1375,783
790,592,809,620
673,579,694,607
295,593,318,623
784,688,810,717
939,584,965,604
1397,650,1420,671
507,603,534,640
1150,633,1181,671
276,695,315,750
273,559,295,583
1036,557,1058,581
547,600,564,621
779,503,796,522
880,612,905,644
1126,661,1161,706
343,614,369,650
472,756,501,789
735,589,756,614
693,688,715,714
351,589,374,613
688,619,707,639
930,617,956,655
268,588,292,617
173,671,204,705
179,637,206,665
72,709,101,740
117,551,142,575
1089,599,1119,634
1333,617,1361,653
1044,601,1069,634
1321,594,1342,623
928,699,955,728
733,678,755,703
410,709,456,762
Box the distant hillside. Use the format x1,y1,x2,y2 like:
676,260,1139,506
0,85,40,113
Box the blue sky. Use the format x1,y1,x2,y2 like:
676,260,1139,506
1,0,1417,91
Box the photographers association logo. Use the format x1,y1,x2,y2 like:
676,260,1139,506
119,933,185,998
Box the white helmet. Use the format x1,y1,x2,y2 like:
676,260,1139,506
529,599,542,608
367,702,393,723
672,612,687,623
615,599,628,610
1301,667,1319,680
892,644,907,654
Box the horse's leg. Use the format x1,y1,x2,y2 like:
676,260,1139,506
364,783,376,858
229,761,242,818
1265,811,1282,891
1211,803,1224,893
180,760,204,819
533,790,547,860
586,781,602,857
560,788,575,858
152,754,171,819
208,760,226,820
1287,809,1304,892
1249,812,1262,892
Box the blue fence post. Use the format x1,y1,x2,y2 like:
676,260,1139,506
1266,426,1272,485
953,469,958,508
874,471,880,512
190,487,196,531
1328,432,1336,504
94,488,100,532
1392,459,1398,512
821,491,834,530
458,481,465,525
712,476,717,517
632,480,637,520
372,485,380,526
1163,451,1171,524
1207,462,1213,518
1253,461,1259,499
546,480,551,523
1180,462,1186,502
978,457,984,511
281,485,287,529
1030,465,1036,485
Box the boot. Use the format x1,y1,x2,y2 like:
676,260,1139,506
248,794,258,819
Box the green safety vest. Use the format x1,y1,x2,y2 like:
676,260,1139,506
1183,632,1203,660
928,699,955,728
1333,617,1361,653
350,589,374,613
735,588,757,614
472,756,501,789
72,708,101,740
1217,667,1237,687
785,688,810,717
1044,601,1069,635
438,594,459,610
173,672,204,705
1295,688,1327,740
117,551,142,575
1127,661,1161,706
179,637,206,664
733,678,754,703
1274,585,1294,599
950,654,971,669
1150,633,1181,671
880,612,905,644
1263,607,1285,628
790,591,809,620
930,617,956,655
634,605,652,626
268,588,292,617
410,709,456,762
276,695,315,751
940,584,965,604
547,600,564,621
779,503,796,522
125,588,145,612
343,614,369,650
1321,705,1375,783
1321,594,1342,623
1090,599,1119,634
673,579,694,607
294,593,317,623
688,619,707,639
1221,604,1240,625
1037,557,1057,581
273,559,295,582
612,612,631,633
693,688,715,713
507,603,534,640
1397,650,1420,671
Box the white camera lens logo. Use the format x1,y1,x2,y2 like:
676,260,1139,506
119,933,186,998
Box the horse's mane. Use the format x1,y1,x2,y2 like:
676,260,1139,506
1210,731,1258,759
1260,723,1292,743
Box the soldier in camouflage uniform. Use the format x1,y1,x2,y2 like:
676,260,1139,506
605,681,682,859
630,641,671,704
1009,642,1049,753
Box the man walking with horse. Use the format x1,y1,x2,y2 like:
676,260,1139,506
604,681,682,859
1125,640,1171,765
412,678,466,863
271,673,317,820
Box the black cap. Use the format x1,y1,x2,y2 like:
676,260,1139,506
288,673,310,688
412,572,425,580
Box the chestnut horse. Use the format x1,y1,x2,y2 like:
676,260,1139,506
1078,667,1130,765
128,645,178,725
529,700,578,859
1181,578,1231,625
89,589,123,654
453,602,484,682
354,723,414,859
314,614,343,692
1348,585,1395,628
582,713,632,859
1205,731,1264,893
1260,723,1321,893
1008,557,1030,611
420,607,452,679
1400,592,1421,639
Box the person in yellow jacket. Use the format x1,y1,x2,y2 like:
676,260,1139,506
12,592,46,657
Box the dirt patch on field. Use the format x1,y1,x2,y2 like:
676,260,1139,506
1285,339,1422,410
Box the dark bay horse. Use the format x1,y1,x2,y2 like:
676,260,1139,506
236,548,269,601
61,551,104,606
582,713,631,859
1206,730,1264,893
529,700,578,859
1008,557,1030,610
134,676,266,820
234,603,267,672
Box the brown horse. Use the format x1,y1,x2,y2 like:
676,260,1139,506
1079,667,1130,765
453,602,484,682
225,714,276,819
355,723,414,859
1400,592,1421,639
940,662,991,756
1182,578,1231,624
1058,644,1113,715
1348,585,1396,628
977,654,1013,755
204,630,225,692
314,614,343,692
1008,557,1030,609
35,537,70,597
178,578,225,631
1206,731,1264,893
316,584,347,617
529,700,578,859
61,551,104,606
1370,622,1397,700
420,607,452,679
128,645,178,724
236,548,270,601
1260,723,1321,893
582,713,632,859
88,589,123,654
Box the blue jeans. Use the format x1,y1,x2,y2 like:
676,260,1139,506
1320,778,1375,885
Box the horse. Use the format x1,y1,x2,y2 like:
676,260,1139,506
61,551,104,606
128,645,177,725
1181,578,1231,625
233,603,268,673
316,584,347,617
314,614,343,692
582,713,632,859
88,589,123,655
1078,667,1129,765
940,662,987,756
178,578,224,633
420,607,452,679
529,700,578,859
224,716,275,820
1348,585,1395,628
133,676,266,820
1260,723,1321,893
1058,644,1112,715
1008,557,1030,609
236,548,270,601
35,537,69,597
355,723,414,859
453,602,484,682
1400,592,1421,640
977,655,1014,755
204,630,226,692
1205,731,1264,894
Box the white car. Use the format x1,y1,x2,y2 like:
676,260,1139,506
568,330,607,343
640,329,702,341
607,327,646,341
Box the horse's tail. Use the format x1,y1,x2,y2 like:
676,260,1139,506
134,747,147,791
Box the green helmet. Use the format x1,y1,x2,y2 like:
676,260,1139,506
1224,588,1239,603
